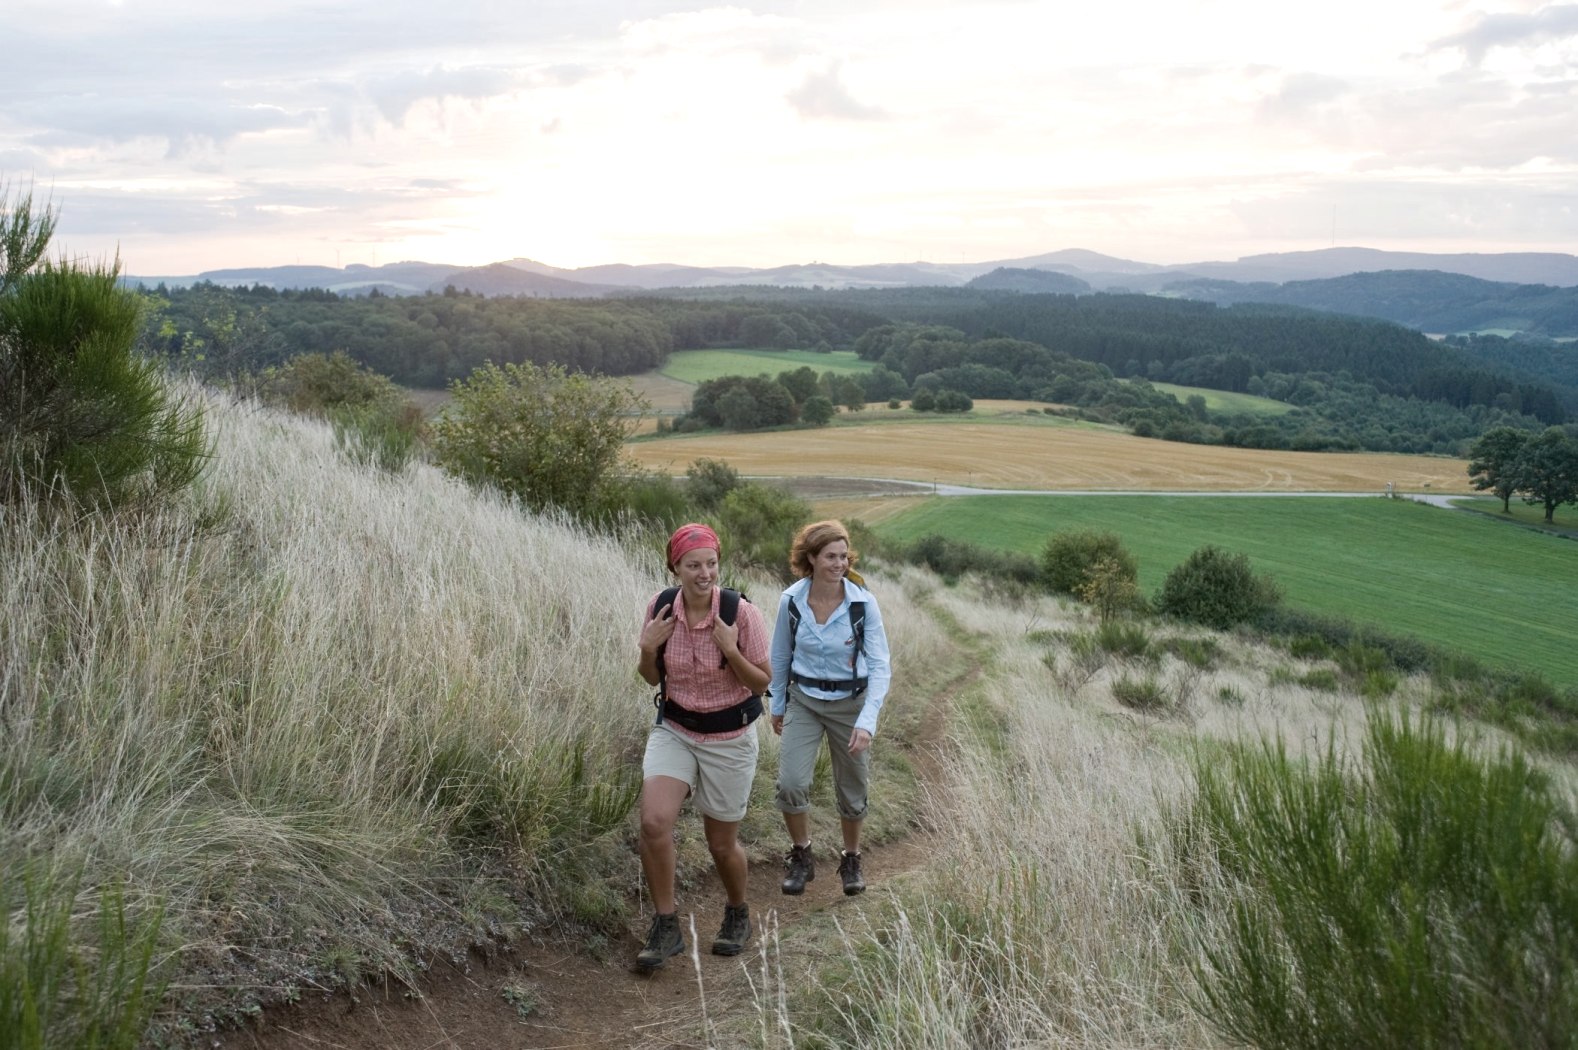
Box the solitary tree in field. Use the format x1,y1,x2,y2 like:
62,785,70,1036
1467,426,1531,512
1510,427,1578,524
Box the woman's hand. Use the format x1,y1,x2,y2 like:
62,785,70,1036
711,616,738,657
771,714,784,736
639,603,677,655
848,728,872,755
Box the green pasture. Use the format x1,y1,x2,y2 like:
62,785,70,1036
878,495,1578,685
1148,381,1295,417
660,349,874,384
1448,496,1578,536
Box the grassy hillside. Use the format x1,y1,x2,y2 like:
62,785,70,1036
659,348,874,384
878,494,1578,686
10,388,1574,1048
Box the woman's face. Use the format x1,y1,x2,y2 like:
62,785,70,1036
810,540,850,583
674,547,720,598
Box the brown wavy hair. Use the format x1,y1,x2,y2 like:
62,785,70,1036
788,519,857,578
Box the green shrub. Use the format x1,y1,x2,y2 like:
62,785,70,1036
1297,667,1340,692
684,457,740,511
717,482,811,579
1111,674,1168,711
1155,545,1280,629
1181,712,1578,1049
892,532,1041,590
1165,636,1223,670
430,360,644,518
1,190,207,509
1041,529,1138,596
1095,620,1153,661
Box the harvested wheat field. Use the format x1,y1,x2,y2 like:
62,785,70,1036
626,421,1474,493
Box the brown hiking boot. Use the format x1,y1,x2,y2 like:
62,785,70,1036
711,903,751,956
635,912,684,970
838,850,865,895
781,842,815,895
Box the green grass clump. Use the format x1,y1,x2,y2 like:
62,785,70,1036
1180,712,1578,1049
0,866,166,1050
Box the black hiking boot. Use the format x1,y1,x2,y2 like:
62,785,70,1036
781,842,815,895
838,850,866,896
710,903,752,956
635,912,684,970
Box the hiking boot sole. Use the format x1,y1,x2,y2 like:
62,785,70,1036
711,938,750,957
843,883,865,896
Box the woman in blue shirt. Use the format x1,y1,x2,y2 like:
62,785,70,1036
769,520,891,896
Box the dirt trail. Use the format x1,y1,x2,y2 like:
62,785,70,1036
217,632,977,1049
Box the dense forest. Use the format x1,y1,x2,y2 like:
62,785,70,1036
136,281,1575,455
1166,269,1578,338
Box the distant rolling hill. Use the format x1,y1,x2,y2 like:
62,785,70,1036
123,247,1578,339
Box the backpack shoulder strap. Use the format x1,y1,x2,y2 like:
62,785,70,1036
849,600,866,664
653,586,681,699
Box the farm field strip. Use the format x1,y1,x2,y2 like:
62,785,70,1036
879,495,1578,686
626,423,1474,493
659,348,874,384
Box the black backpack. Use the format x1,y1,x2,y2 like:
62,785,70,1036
784,595,868,696
650,587,763,733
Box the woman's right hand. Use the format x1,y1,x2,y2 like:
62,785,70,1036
639,603,677,654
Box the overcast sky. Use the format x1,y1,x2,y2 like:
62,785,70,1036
5,0,1576,274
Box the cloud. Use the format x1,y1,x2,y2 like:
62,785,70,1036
1431,4,1578,65
1259,72,1353,118
17,99,307,153
787,63,887,121
362,66,522,125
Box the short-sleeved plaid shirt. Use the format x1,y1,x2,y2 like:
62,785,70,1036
644,586,770,741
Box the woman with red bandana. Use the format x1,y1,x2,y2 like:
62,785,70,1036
632,523,771,971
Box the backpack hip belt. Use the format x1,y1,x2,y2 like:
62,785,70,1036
656,693,764,734
789,671,869,696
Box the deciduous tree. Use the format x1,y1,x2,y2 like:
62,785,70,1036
1467,426,1531,512
1511,427,1578,523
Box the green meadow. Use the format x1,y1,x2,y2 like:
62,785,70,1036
879,495,1578,686
1148,381,1296,416
1449,496,1578,536
659,348,874,384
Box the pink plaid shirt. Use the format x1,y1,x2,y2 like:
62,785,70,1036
644,587,769,741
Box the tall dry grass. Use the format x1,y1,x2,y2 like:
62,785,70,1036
2,390,669,1016
784,590,1399,1049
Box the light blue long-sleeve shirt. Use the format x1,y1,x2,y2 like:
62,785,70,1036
768,576,891,737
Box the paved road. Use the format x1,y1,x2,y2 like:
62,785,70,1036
777,474,1468,503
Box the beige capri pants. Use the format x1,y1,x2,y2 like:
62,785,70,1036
774,682,870,821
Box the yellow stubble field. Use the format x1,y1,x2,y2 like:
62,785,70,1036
625,417,1473,495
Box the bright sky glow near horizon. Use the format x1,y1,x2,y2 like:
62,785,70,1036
4,0,1577,275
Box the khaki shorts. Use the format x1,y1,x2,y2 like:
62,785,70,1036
642,722,761,822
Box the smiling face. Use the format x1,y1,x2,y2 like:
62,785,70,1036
674,546,720,602
809,539,850,585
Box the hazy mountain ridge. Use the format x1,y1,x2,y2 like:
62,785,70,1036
122,247,1578,335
